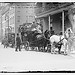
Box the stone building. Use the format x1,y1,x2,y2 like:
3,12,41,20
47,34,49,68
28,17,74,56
0,2,35,40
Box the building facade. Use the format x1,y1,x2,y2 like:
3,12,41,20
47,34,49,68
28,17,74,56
14,2,35,38
35,2,75,34
0,9,2,41
0,2,36,40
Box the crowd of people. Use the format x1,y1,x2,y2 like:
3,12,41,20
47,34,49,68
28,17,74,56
1,33,15,48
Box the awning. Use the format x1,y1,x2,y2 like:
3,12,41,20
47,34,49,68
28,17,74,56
36,4,73,18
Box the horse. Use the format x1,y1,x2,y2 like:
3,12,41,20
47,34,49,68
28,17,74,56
64,27,75,54
50,32,67,54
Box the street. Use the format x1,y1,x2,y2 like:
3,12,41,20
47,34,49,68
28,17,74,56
0,43,75,72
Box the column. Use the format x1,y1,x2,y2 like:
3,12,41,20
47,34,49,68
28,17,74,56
62,11,64,35
49,15,50,31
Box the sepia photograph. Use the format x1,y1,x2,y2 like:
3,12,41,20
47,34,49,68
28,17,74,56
0,1,75,73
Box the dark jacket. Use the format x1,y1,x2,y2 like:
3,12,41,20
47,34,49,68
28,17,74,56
44,30,49,39
16,36,21,46
50,30,55,36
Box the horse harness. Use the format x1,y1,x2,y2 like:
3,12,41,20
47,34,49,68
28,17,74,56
53,36,64,48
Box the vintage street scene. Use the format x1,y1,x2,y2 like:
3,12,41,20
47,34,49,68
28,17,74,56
0,2,75,72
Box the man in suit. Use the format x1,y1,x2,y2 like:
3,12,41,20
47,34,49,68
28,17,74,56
50,27,55,36
21,27,25,42
15,33,21,51
4,36,8,48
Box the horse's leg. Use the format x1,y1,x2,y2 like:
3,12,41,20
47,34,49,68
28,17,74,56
51,44,55,54
35,47,38,51
38,46,40,51
67,40,72,55
47,44,51,52
44,46,46,52
40,47,43,52
53,47,56,54
37,47,38,51
64,42,68,55
51,44,53,53
58,46,61,54
24,43,27,50
25,42,28,51
26,41,29,51
44,41,48,52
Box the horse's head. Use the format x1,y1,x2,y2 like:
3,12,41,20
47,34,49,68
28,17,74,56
64,27,73,39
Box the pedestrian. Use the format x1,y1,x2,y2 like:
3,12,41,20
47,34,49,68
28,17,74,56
11,35,15,48
15,33,21,51
4,36,8,48
50,27,55,36
1,38,4,45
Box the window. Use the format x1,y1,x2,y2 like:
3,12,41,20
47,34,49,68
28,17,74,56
18,6,21,8
17,16,20,22
17,16,20,17
10,16,14,25
30,7,33,8
17,10,20,12
17,20,20,22
17,16,20,19
26,7,28,8
17,4,20,6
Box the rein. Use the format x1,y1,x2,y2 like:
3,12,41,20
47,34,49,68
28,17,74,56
53,35,65,44
58,38,64,44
